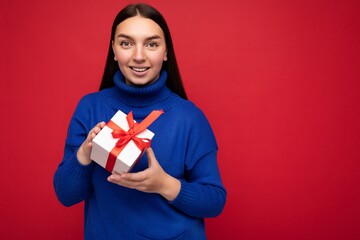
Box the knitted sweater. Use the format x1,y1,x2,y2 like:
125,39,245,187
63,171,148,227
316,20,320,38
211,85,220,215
53,70,226,240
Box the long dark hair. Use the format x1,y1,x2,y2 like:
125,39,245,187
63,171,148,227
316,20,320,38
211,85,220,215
99,3,188,100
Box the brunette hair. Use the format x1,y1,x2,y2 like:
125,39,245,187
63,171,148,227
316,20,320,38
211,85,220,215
99,3,188,100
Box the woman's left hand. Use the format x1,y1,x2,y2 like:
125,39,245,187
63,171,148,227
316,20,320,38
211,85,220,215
107,147,181,201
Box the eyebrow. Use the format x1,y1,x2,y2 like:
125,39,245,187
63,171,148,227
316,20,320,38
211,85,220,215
116,33,162,41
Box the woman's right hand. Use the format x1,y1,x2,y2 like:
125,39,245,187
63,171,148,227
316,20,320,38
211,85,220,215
77,121,106,165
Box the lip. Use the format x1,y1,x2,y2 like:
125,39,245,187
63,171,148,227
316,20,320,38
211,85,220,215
129,66,150,72
128,66,150,77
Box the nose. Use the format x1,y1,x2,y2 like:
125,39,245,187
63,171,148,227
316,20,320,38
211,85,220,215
133,46,146,62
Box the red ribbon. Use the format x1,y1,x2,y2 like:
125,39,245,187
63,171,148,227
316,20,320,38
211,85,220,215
104,110,163,172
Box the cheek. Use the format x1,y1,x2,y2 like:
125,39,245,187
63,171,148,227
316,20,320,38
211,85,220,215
116,52,131,64
150,52,167,65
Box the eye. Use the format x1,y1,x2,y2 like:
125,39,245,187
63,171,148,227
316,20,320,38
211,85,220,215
146,42,159,49
120,41,132,48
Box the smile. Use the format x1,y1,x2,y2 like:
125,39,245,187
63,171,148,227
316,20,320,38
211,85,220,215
130,67,150,72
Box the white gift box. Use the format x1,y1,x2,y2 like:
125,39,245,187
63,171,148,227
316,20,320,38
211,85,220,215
90,110,154,173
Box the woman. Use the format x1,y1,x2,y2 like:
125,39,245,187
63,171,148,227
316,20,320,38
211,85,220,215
54,3,226,239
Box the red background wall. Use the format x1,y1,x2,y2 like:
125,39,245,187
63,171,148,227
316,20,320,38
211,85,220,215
1,0,360,239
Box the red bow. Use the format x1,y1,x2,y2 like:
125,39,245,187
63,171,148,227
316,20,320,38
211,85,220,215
104,110,163,172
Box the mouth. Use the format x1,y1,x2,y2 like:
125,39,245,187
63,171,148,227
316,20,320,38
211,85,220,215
129,66,150,72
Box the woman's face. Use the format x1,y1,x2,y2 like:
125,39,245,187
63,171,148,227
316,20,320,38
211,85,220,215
112,16,167,86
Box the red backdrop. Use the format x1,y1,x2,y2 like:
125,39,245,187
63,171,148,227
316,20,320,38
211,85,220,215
1,0,360,239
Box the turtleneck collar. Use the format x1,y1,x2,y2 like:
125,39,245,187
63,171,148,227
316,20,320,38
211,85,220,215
113,69,171,107
102,69,183,119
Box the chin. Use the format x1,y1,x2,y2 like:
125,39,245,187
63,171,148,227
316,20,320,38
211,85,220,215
126,79,154,86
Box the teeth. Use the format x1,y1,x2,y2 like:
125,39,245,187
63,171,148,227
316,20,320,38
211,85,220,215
132,67,148,72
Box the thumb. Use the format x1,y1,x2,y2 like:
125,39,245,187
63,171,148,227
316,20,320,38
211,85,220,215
146,147,157,168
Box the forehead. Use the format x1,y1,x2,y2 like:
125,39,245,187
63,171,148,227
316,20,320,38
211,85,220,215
115,16,165,39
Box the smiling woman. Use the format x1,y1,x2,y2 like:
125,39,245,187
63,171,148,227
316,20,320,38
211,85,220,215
112,16,168,86
53,3,226,240
99,3,187,100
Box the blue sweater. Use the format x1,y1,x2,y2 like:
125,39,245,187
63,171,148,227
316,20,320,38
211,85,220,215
54,70,226,240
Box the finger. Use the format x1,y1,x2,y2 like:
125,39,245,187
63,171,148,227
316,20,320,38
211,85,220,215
99,121,106,128
84,132,92,144
120,171,147,182
107,174,143,189
87,132,96,143
107,173,121,182
97,121,106,129
146,147,157,168
93,121,106,134
88,121,106,142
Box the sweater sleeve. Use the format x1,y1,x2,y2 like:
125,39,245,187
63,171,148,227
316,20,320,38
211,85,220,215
169,108,227,218
53,97,95,207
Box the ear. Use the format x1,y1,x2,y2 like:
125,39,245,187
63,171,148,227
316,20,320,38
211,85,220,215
163,51,168,61
112,40,117,61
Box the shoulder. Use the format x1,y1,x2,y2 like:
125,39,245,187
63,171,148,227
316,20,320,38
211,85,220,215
168,96,209,124
69,89,113,127
76,90,107,107
164,96,215,142
73,88,117,115
171,98,218,159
